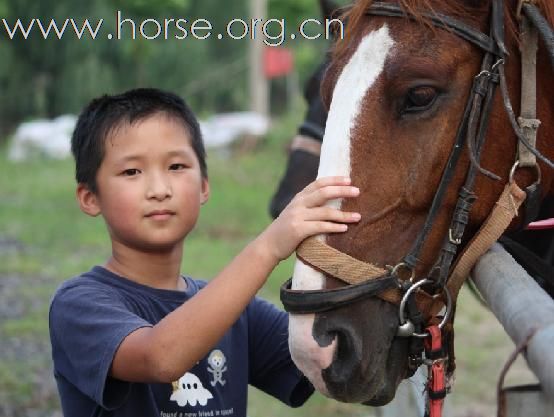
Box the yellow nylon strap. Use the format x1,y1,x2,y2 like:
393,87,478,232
296,236,387,284
296,237,403,305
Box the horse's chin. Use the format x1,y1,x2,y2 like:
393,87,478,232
364,339,414,406
312,300,411,404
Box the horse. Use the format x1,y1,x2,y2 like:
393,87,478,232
279,0,554,409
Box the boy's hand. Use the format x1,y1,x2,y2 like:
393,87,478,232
259,176,361,262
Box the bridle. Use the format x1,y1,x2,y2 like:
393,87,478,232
281,0,554,337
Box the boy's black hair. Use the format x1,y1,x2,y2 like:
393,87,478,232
71,88,207,193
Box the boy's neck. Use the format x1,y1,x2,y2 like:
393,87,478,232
105,242,186,291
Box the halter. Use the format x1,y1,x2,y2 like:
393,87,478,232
281,1,553,330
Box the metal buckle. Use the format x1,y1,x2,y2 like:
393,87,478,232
448,229,462,245
491,58,505,71
389,262,415,283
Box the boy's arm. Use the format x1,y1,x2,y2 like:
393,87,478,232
110,176,360,383
247,297,314,406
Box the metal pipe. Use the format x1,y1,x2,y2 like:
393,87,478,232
472,243,554,400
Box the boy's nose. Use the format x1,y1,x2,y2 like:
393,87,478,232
146,173,172,200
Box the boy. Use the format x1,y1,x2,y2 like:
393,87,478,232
49,88,361,417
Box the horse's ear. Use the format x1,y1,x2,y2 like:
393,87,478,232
319,0,340,20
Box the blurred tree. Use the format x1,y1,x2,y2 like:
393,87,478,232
269,0,317,24
0,0,342,140
0,1,111,129
112,0,191,16
108,0,191,85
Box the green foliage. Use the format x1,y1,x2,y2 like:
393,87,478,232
0,0,336,138
269,0,320,24
0,0,248,135
111,0,191,17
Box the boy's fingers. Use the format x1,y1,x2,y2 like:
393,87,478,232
299,176,352,195
303,207,361,223
303,185,360,208
304,221,350,235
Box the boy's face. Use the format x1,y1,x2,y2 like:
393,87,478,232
77,113,209,252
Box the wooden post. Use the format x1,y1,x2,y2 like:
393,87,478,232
472,243,554,400
249,0,269,117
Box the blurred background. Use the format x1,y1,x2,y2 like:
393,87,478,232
0,0,535,416
0,0,336,135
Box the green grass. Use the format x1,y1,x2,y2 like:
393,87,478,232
0,114,524,417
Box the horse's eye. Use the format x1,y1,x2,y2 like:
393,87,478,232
403,86,438,113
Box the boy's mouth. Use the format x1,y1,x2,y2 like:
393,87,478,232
145,209,176,220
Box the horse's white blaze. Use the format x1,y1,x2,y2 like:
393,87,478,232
289,25,394,392
289,262,332,394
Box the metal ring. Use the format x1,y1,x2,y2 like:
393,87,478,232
509,160,520,183
398,279,453,338
509,160,541,185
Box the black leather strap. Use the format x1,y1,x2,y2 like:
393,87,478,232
403,85,474,269
433,52,501,288
280,275,397,314
366,2,502,55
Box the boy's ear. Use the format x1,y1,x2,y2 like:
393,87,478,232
76,183,101,217
200,178,210,205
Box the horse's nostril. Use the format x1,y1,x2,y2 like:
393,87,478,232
314,315,361,363
332,329,355,361
319,326,361,381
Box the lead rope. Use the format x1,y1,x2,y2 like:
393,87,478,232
424,325,447,417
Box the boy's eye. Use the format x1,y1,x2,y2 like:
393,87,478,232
169,163,186,170
122,168,140,176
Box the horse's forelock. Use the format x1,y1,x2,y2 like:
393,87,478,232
333,0,372,60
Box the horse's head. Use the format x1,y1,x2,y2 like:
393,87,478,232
284,0,554,405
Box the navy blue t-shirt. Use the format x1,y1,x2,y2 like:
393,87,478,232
49,266,313,417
